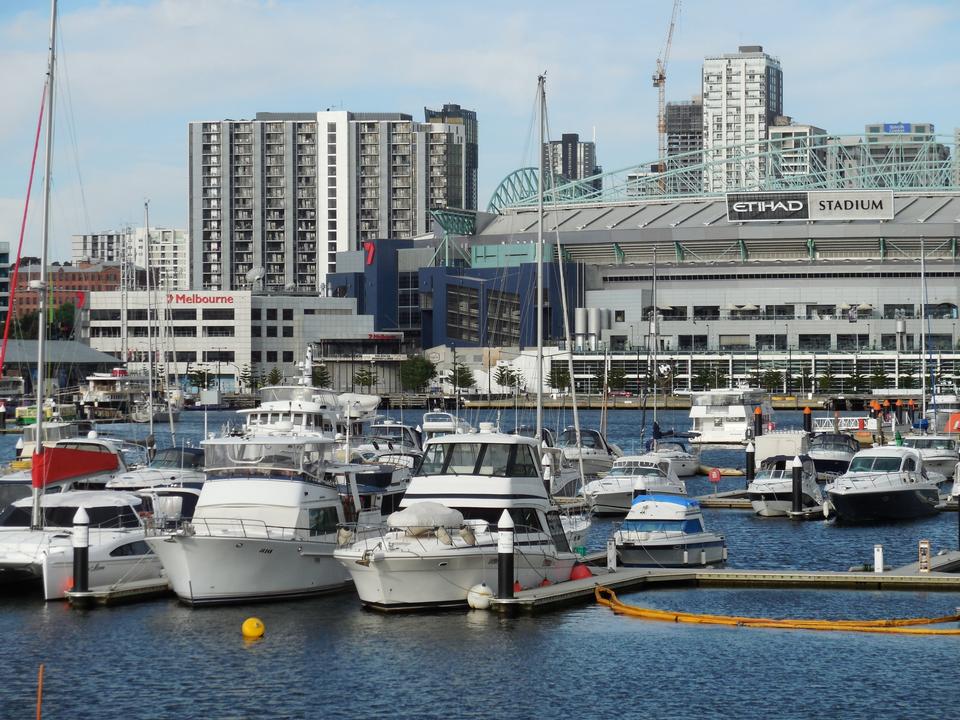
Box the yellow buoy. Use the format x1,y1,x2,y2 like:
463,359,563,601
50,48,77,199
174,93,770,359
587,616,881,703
242,617,265,639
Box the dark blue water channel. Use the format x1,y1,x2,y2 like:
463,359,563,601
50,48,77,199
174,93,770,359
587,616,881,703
4,408,960,719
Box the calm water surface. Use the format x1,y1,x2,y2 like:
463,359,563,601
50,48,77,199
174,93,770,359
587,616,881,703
4,408,960,719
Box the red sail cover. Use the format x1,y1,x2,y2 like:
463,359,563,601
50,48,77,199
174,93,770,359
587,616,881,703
31,447,119,488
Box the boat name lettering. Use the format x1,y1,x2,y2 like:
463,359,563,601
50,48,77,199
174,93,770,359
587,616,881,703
166,293,235,305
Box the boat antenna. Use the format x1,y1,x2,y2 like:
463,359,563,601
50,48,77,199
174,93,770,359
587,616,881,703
31,0,57,531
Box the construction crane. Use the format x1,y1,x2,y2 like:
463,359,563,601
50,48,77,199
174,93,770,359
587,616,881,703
653,0,681,173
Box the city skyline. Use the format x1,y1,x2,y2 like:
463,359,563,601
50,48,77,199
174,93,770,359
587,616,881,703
1,0,958,260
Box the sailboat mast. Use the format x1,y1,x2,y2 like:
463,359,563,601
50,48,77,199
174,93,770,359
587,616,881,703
32,0,57,530
652,246,658,427
535,74,545,442
144,201,156,433
920,235,927,418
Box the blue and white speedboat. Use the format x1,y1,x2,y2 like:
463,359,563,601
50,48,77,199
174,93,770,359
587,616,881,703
613,495,726,567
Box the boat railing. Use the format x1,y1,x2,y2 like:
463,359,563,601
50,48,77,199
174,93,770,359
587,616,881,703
152,516,329,542
832,470,928,490
812,416,894,432
335,520,546,552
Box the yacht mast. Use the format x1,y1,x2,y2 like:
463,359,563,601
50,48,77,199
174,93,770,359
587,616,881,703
31,0,57,530
920,235,927,418
144,200,155,434
652,246,658,428
535,74,545,444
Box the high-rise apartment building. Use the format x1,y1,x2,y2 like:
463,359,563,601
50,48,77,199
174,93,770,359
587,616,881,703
189,109,471,293
72,228,190,290
768,117,827,180
701,45,783,192
665,97,703,194
543,133,602,191
424,104,478,211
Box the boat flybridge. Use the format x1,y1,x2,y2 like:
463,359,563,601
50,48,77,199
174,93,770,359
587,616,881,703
807,433,860,480
420,411,473,442
334,432,590,610
0,490,163,600
583,456,686,515
688,388,768,444
824,446,940,522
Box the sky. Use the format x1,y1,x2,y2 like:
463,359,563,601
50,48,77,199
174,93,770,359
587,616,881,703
1,0,959,261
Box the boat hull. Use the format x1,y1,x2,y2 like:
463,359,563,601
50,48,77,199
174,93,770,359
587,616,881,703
615,534,726,567
827,486,940,522
336,545,577,610
146,534,351,605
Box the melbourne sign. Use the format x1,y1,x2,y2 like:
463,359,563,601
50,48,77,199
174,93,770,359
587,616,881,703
726,190,894,222
166,293,235,304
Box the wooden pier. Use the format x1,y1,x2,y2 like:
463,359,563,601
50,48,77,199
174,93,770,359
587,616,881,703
489,550,960,615
65,578,171,608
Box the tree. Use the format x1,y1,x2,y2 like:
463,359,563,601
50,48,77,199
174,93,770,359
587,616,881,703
239,364,254,394
799,366,814,394
353,366,377,391
870,367,889,390
399,356,437,392
451,363,476,390
495,366,518,389
607,367,627,391
818,369,835,393
692,368,712,391
547,366,570,392
760,369,783,393
709,363,727,389
267,366,283,385
312,364,332,388
848,369,866,392
187,368,213,391
13,301,76,340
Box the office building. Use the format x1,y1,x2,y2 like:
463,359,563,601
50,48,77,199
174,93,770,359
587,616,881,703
701,45,783,192
543,133,602,191
425,104,478,211
768,118,827,180
189,109,471,293
72,228,190,291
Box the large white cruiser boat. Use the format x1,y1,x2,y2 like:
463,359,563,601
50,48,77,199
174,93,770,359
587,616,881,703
0,490,162,600
688,388,767,444
824,446,940,522
147,433,381,605
334,433,587,610
899,434,958,479
584,456,685,515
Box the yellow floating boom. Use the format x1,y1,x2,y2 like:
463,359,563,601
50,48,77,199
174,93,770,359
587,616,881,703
595,586,960,635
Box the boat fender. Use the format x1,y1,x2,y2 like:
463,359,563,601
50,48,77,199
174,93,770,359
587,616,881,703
539,578,552,587
569,563,592,581
466,583,493,610
513,580,523,593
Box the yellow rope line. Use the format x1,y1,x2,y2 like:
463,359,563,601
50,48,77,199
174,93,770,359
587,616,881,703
595,586,960,635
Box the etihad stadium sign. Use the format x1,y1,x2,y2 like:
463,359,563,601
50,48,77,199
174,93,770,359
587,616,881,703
725,190,894,222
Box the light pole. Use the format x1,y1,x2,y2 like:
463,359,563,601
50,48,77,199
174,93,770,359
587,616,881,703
705,323,710,352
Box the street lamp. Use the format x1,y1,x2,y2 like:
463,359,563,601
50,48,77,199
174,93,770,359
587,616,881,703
705,323,710,352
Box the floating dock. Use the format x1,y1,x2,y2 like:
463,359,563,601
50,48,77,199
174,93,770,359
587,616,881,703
489,551,960,615
65,578,171,608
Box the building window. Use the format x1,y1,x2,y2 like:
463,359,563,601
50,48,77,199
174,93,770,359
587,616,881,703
171,309,197,321
266,308,278,321
175,351,197,362
282,327,293,338
251,351,261,363
202,308,234,320
614,310,625,322
266,351,278,363
446,284,480,343
282,351,294,362
282,308,293,321
204,326,235,337
172,327,197,337
251,309,261,320
486,289,521,346
266,326,277,337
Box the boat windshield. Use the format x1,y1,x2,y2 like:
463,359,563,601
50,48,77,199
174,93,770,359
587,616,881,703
811,435,860,453
848,455,906,473
558,430,603,449
902,437,956,450
204,441,329,477
419,442,540,478
0,504,140,529
371,426,407,444
609,465,662,477
622,518,703,533
150,448,204,470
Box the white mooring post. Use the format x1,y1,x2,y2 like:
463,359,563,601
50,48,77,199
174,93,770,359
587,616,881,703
918,539,931,573
606,537,617,571
873,544,884,574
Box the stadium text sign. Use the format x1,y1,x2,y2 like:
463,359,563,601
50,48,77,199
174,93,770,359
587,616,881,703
726,191,894,222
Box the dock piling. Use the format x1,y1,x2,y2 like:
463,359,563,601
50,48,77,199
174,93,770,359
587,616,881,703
802,406,812,435
791,455,802,514
496,509,515,600
753,407,763,438
606,538,617,570
874,544,884,574
72,506,90,594
745,442,755,490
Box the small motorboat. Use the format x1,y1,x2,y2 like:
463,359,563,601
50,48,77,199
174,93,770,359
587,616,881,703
807,433,860,480
584,456,685,515
556,427,622,476
613,495,726,567
747,455,823,517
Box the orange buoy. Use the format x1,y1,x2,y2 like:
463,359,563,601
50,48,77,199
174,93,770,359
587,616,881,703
570,563,592,581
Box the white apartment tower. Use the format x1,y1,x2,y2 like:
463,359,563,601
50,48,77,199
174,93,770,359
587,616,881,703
189,111,468,293
701,45,783,192
72,227,190,290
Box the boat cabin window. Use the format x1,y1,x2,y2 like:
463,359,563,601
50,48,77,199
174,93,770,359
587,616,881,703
848,455,908,473
308,506,339,536
903,457,916,472
150,449,205,470
0,504,140,529
623,518,703,533
545,510,572,553
903,437,957,450
204,441,328,476
419,442,540,478
456,507,546,534
109,540,153,557
558,430,603,450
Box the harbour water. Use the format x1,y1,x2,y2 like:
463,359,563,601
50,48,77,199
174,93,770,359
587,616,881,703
5,408,960,718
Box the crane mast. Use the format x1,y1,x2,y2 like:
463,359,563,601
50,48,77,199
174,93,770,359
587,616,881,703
653,0,681,173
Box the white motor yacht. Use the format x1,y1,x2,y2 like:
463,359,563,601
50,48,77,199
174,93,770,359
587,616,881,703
613,495,726,567
146,432,400,605
807,433,860,480
688,388,768,444
0,490,163,600
334,433,588,610
899,434,959,479
420,411,473,442
556,427,622,476
643,439,699,477
824,446,940,522
584,456,685,515
747,455,823,517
